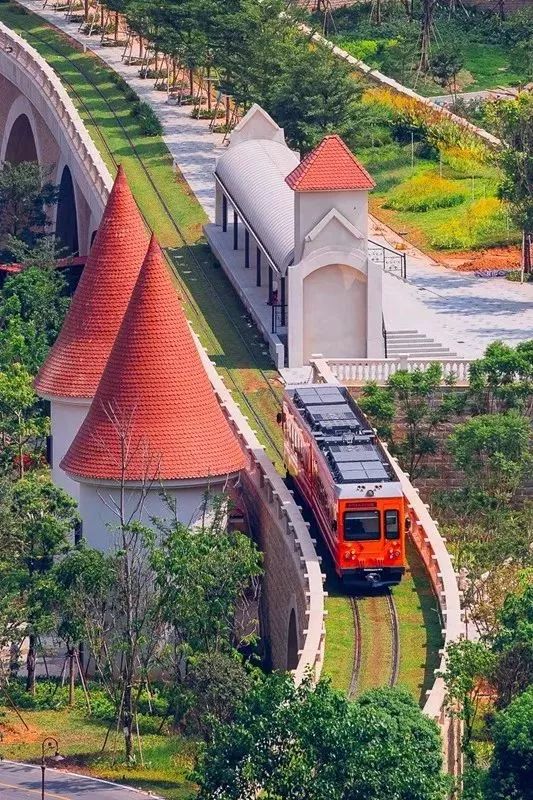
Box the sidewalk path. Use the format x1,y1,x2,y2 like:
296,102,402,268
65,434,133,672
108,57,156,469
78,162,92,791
17,0,533,358
0,761,161,800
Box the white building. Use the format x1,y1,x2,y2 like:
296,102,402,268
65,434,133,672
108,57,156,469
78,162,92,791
205,105,384,369
60,235,245,551
34,166,149,499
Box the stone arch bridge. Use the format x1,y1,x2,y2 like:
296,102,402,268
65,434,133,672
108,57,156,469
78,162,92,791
0,22,112,255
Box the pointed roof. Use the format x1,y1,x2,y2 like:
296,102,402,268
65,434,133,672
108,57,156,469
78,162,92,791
34,165,149,399
285,134,375,192
61,236,245,483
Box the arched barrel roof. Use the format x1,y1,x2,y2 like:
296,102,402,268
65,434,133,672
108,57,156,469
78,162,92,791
215,138,298,275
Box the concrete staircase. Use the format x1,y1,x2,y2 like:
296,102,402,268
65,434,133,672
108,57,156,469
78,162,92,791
385,330,457,359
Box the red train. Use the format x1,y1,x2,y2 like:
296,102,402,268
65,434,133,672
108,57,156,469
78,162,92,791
280,385,406,589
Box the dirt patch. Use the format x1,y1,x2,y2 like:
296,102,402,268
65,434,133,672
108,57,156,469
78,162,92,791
436,245,521,272
0,721,43,745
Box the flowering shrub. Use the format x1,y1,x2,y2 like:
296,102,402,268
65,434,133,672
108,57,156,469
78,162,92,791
430,197,511,249
385,172,466,212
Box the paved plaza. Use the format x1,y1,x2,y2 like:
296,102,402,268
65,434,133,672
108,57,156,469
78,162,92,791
19,0,533,359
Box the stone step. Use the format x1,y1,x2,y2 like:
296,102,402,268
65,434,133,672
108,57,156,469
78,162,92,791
385,328,457,359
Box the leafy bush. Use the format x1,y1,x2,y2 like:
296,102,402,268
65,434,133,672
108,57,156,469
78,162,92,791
385,172,466,212
440,145,495,179
334,36,380,63
430,197,511,250
130,101,163,136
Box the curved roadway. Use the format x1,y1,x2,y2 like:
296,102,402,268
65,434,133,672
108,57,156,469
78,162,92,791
0,762,160,800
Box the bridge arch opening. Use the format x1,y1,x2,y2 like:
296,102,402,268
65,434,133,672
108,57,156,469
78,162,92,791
56,165,79,256
287,608,298,670
4,113,38,165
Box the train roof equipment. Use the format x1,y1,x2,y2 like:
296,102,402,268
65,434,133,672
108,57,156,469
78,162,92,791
288,385,395,485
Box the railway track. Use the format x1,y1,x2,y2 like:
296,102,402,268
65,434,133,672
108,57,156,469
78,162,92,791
348,590,400,697
11,11,285,465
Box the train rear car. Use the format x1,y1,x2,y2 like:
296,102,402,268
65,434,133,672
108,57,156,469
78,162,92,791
281,384,406,590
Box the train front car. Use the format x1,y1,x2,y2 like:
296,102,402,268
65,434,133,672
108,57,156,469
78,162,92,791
282,384,406,590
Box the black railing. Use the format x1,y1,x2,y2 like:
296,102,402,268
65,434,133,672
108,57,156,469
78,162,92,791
271,303,287,334
382,314,388,359
368,238,407,280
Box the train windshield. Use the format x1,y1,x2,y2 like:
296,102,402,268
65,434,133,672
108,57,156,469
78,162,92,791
344,511,380,541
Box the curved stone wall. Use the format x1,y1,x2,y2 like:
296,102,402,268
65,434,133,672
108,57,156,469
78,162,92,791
0,21,112,250
196,337,326,682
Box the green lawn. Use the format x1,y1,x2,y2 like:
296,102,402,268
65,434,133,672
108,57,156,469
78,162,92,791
395,539,443,705
333,34,528,95
0,705,197,800
356,142,517,253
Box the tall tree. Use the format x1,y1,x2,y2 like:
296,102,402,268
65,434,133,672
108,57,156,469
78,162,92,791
486,94,533,275
487,686,533,800
196,676,447,800
0,162,58,260
0,363,48,478
3,473,79,692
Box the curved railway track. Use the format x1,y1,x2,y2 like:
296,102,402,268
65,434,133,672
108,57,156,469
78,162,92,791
16,16,285,464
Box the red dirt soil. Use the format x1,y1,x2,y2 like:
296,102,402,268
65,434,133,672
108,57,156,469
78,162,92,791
0,722,43,744
437,246,521,272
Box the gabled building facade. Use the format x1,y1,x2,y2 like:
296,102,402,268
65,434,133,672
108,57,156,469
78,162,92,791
206,104,383,369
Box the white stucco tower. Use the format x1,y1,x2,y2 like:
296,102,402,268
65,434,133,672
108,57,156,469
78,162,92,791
286,135,383,366
34,166,149,499
60,235,245,551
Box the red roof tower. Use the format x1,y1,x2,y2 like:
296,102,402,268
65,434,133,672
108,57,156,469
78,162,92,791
61,235,245,482
35,166,149,399
285,134,375,192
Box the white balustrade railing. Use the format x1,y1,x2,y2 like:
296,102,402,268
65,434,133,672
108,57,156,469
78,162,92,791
312,357,472,386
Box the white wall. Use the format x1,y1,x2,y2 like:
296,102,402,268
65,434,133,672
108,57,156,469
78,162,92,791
50,397,91,500
77,478,229,552
294,190,368,262
302,263,367,363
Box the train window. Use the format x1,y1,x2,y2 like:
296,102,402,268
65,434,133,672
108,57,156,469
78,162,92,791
344,511,380,541
385,510,399,540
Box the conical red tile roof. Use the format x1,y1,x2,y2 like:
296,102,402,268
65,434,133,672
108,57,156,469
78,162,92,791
285,134,375,192
61,236,245,482
35,166,149,399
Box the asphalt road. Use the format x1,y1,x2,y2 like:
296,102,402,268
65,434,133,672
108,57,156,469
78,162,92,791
0,762,160,800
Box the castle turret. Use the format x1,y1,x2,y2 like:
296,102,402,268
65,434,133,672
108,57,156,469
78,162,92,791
34,166,149,498
61,235,245,550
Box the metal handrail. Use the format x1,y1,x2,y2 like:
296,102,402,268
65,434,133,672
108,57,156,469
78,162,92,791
271,303,287,334
382,314,388,358
368,238,407,280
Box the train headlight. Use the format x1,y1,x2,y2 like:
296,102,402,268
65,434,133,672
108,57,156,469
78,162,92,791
388,548,401,560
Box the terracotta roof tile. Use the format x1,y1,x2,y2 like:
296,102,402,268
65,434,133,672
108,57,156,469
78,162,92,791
34,166,149,399
61,235,245,482
285,134,375,192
